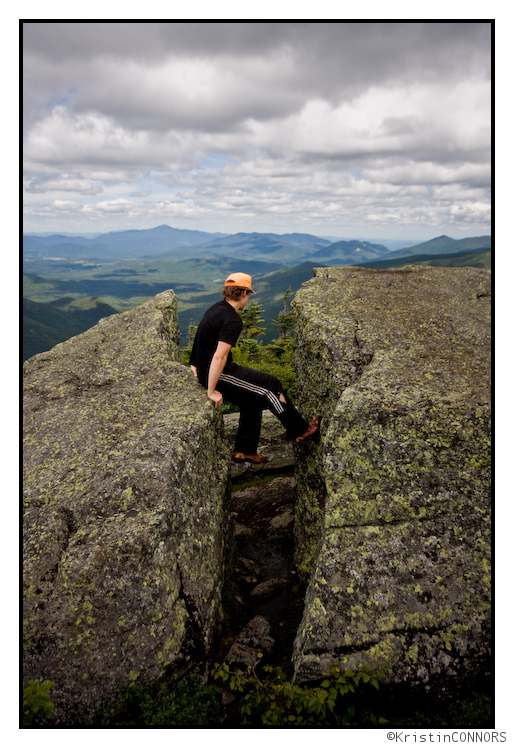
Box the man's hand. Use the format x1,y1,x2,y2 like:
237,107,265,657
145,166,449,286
206,341,231,410
208,390,224,410
190,365,198,377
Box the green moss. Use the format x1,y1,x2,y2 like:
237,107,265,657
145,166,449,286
293,267,491,687
23,290,232,723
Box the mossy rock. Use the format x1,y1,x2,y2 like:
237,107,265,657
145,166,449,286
292,266,491,692
23,290,231,724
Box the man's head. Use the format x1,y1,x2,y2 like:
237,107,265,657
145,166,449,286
222,272,255,306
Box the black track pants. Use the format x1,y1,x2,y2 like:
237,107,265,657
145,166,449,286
215,362,309,454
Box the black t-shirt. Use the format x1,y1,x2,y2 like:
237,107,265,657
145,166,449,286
189,300,242,383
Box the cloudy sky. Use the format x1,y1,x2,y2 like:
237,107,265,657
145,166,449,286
22,22,491,242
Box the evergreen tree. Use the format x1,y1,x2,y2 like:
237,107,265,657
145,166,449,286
239,301,266,340
188,323,198,347
272,287,295,338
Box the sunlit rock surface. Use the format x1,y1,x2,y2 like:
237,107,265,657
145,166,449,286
23,290,231,724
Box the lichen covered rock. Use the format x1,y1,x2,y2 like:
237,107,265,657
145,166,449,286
23,290,231,724
226,615,275,668
292,267,491,692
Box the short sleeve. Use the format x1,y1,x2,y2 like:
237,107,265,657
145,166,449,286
218,316,242,347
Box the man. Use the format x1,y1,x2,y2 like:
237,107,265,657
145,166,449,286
189,272,318,464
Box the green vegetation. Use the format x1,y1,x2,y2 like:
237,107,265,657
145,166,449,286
23,296,118,360
89,654,490,727
92,667,222,727
240,299,266,340
89,661,388,727
212,660,389,726
25,663,491,727
358,247,491,271
23,680,55,726
272,286,295,338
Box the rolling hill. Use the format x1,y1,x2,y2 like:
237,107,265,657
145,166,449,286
308,239,390,264
184,233,390,266
357,246,491,271
23,297,118,361
384,235,491,260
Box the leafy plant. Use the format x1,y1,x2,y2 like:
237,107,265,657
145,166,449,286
212,658,389,726
92,667,221,726
408,689,492,728
23,679,55,726
232,337,264,365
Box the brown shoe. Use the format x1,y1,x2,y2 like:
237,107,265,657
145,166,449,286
232,452,268,464
295,415,320,443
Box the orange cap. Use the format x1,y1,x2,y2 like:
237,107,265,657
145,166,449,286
224,272,255,293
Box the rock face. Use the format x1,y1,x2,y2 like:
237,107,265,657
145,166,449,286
23,290,231,724
291,267,491,693
226,616,275,668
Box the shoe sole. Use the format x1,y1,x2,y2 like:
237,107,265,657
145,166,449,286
232,455,268,465
295,416,321,443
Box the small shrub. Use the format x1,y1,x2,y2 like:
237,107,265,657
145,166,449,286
93,668,222,726
212,659,389,727
23,679,55,726
232,335,298,402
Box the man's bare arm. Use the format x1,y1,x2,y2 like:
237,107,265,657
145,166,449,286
207,340,232,409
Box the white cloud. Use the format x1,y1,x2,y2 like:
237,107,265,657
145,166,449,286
22,22,491,239
24,174,103,195
85,198,138,214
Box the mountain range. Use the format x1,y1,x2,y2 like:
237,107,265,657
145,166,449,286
22,226,491,359
23,225,491,268
23,224,229,260
23,225,393,267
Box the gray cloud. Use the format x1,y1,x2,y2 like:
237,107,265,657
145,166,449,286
23,22,490,79
23,22,490,132
22,22,491,239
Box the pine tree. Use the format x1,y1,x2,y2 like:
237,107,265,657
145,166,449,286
239,301,266,340
272,287,295,338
